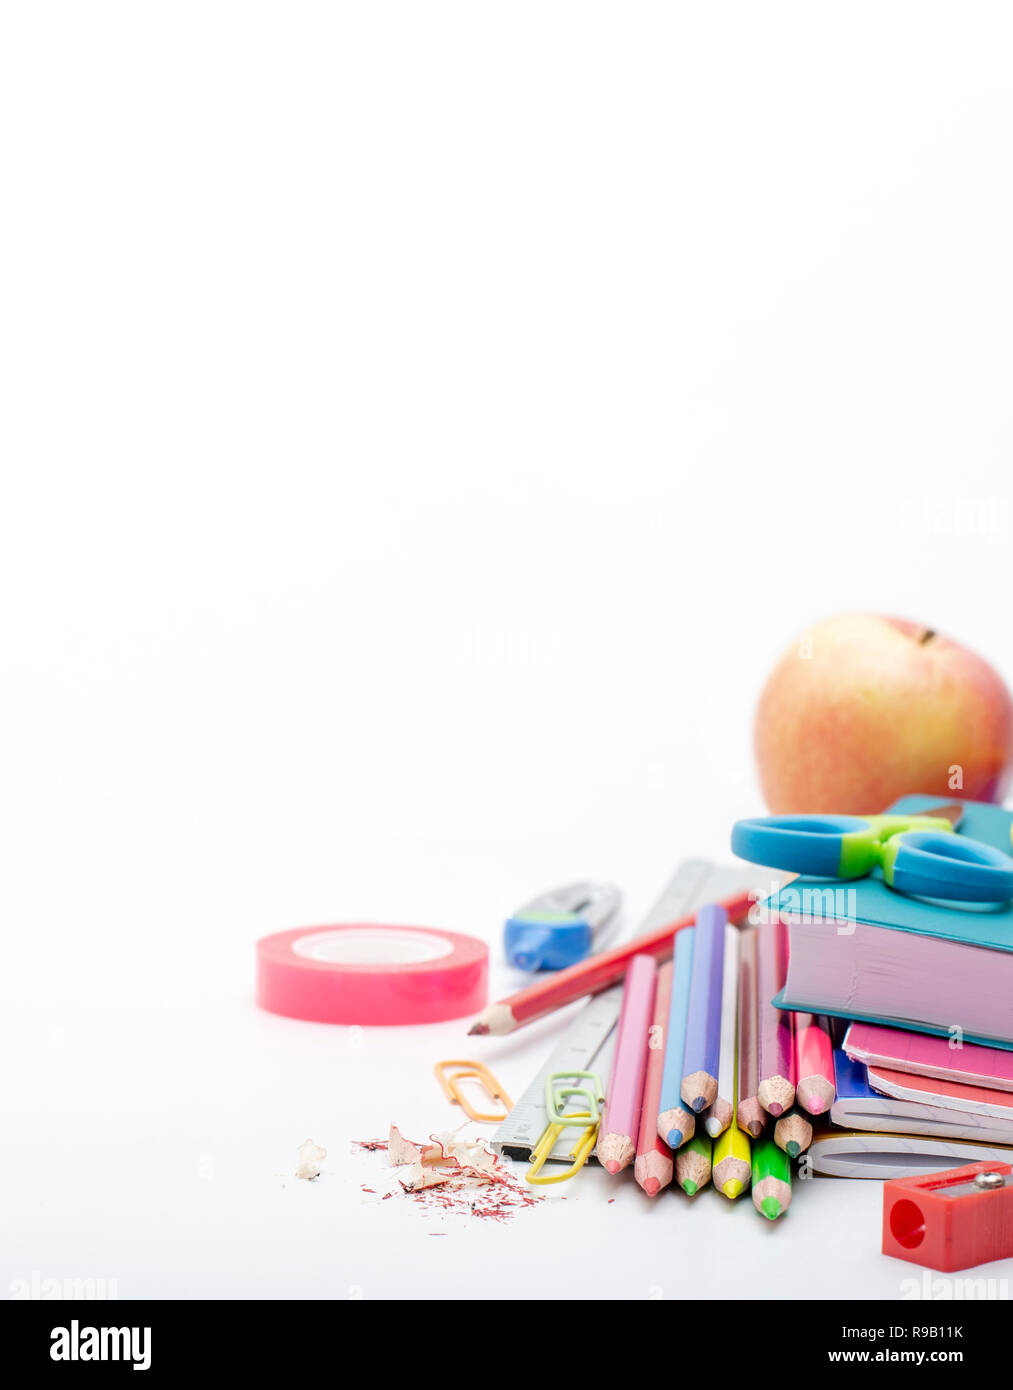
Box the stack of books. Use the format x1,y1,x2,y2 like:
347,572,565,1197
761,796,1013,1179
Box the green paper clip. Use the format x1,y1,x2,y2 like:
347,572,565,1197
544,1070,605,1125
526,1071,606,1187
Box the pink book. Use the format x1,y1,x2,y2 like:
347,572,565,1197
844,1021,1013,1093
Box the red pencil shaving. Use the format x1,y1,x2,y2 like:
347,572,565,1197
354,1125,541,1224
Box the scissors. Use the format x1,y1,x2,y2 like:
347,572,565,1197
731,803,1013,904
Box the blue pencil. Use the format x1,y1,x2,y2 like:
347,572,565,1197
656,926,696,1149
681,904,728,1113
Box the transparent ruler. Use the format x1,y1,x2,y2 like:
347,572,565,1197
491,858,773,1165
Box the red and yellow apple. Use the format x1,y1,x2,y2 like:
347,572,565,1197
754,614,1013,813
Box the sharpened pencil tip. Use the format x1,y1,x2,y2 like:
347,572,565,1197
467,1022,487,1036
760,1196,781,1220
643,1178,660,1197
807,1100,826,1114
786,1141,800,1158
724,1179,744,1198
766,1102,784,1117
690,1097,706,1113
682,1180,698,1196
604,1159,620,1174
666,1129,683,1148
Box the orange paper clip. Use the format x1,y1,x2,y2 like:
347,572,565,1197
434,1059,513,1123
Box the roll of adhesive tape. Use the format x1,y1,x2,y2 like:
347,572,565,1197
256,924,488,1025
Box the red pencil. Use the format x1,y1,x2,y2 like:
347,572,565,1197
468,888,755,1036
755,919,795,1117
634,961,674,1196
795,1012,836,1115
736,927,766,1138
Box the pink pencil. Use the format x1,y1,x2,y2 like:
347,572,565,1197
597,954,656,1175
795,1013,835,1115
634,961,674,1196
755,919,795,1117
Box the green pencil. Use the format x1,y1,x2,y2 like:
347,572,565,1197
751,1136,791,1220
676,1131,712,1196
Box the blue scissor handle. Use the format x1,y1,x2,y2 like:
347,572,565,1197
731,815,869,877
889,832,1013,903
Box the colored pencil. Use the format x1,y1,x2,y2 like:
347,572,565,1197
634,961,674,1196
704,922,739,1138
736,928,766,1138
795,1013,836,1115
713,1057,752,1199
468,887,756,1035
657,927,697,1149
676,1131,712,1196
751,1136,792,1221
680,904,727,1113
596,954,656,1174
755,919,796,1117
773,1110,813,1159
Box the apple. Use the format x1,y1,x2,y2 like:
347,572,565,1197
754,614,1013,813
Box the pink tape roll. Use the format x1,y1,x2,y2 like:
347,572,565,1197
256,924,488,1025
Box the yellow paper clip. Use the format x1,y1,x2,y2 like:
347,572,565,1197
526,1114,600,1186
434,1059,513,1124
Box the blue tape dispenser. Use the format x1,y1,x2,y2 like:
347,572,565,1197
504,881,622,972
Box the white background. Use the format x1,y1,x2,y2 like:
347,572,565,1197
3,2,1013,1300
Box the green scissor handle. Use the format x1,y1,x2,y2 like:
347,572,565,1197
837,815,956,878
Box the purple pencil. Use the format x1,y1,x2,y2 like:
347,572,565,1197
755,918,796,1116
680,904,727,1112
596,954,657,1174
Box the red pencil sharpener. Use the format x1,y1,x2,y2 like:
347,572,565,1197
882,1161,1013,1273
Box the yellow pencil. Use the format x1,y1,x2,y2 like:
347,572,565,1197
713,1115,751,1198
713,1028,752,1198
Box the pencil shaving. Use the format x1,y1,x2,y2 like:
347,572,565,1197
295,1139,327,1180
388,1124,440,1167
400,1163,452,1192
362,1124,541,1221
428,1131,498,1172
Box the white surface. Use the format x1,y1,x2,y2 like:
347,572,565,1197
4,3,1013,1300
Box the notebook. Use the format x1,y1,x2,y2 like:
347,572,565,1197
830,1047,1013,1144
867,1065,1013,1122
768,796,1013,1049
843,1021,1013,1092
808,1131,1013,1180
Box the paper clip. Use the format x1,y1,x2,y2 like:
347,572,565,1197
526,1071,605,1186
544,1069,604,1125
433,1059,513,1124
